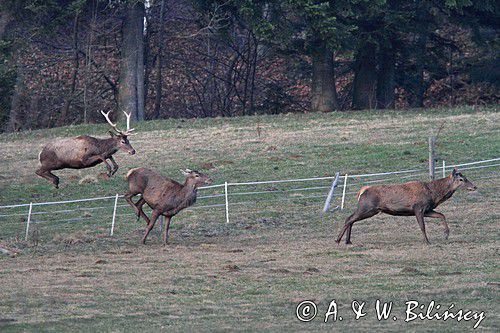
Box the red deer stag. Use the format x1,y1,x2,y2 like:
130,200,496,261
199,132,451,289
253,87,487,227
125,168,213,245
36,111,136,188
335,168,477,245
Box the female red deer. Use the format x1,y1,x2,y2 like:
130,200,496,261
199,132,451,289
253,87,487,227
125,168,213,245
36,111,136,188
335,168,477,245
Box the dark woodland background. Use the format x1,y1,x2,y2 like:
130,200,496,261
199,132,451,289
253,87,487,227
0,0,498,131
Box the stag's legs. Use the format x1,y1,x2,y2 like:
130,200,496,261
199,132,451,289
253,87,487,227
336,208,378,244
415,210,431,245
424,210,449,240
83,155,113,176
142,210,161,245
35,168,60,188
162,216,172,245
108,156,119,175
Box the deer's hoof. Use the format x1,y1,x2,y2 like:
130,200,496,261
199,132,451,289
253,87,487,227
346,241,352,245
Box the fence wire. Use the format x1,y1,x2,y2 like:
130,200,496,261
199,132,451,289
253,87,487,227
0,157,498,242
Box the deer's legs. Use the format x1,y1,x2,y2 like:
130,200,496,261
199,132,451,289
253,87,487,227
135,198,147,223
142,210,160,245
108,156,119,175
125,193,150,224
415,210,431,245
336,209,378,244
424,210,449,240
83,155,113,176
36,168,60,188
162,216,172,245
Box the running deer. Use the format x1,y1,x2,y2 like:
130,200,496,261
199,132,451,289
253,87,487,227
335,168,477,245
125,168,213,245
36,111,136,188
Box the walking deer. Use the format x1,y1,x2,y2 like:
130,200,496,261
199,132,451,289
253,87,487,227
36,111,136,188
335,168,477,245
125,168,213,245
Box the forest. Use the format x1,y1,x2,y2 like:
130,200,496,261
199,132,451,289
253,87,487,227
0,0,498,131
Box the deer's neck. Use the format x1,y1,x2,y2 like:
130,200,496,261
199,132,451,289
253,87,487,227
100,137,120,156
427,177,456,206
178,181,198,208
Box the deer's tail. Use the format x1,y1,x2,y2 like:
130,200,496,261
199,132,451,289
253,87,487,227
357,186,371,201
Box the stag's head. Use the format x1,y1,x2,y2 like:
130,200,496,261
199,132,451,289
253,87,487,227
101,111,136,155
450,168,477,191
181,169,213,187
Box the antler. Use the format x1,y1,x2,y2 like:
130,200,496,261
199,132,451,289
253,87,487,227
101,111,121,133
100,110,136,136
122,111,135,135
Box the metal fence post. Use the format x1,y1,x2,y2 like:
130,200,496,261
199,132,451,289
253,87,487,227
110,194,119,236
442,160,446,178
323,172,339,212
429,136,436,180
341,174,348,210
225,182,230,224
25,202,33,241
158,216,164,235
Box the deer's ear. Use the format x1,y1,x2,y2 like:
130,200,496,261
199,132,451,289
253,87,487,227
452,167,458,178
180,169,190,176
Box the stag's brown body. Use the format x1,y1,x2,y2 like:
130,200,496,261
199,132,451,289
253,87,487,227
335,169,476,245
35,111,135,188
125,167,212,245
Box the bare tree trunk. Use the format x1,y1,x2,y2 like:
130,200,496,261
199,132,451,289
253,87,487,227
311,41,339,112
7,63,25,132
376,41,396,109
411,0,430,108
249,32,258,114
0,11,11,37
58,13,79,126
153,0,166,119
83,0,97,124
352,40,377,110
25,94,40,130
143,0,153,119
118,1,145,121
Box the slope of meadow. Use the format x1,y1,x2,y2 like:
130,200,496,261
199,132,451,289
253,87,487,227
0,106,499,332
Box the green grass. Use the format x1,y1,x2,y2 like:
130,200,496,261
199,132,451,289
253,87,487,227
0,105,499,332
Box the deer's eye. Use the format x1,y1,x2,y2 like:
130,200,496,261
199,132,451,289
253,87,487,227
195,175,200,178
459,178,464,182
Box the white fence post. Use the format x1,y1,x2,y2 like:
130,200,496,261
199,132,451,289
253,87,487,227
25,202,33,241
225,181,230,224
341,174,348,210
110,194,119,236
442,160,446,178
323,172,339,212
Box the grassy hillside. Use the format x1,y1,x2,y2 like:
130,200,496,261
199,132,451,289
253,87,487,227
0,106,499,332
